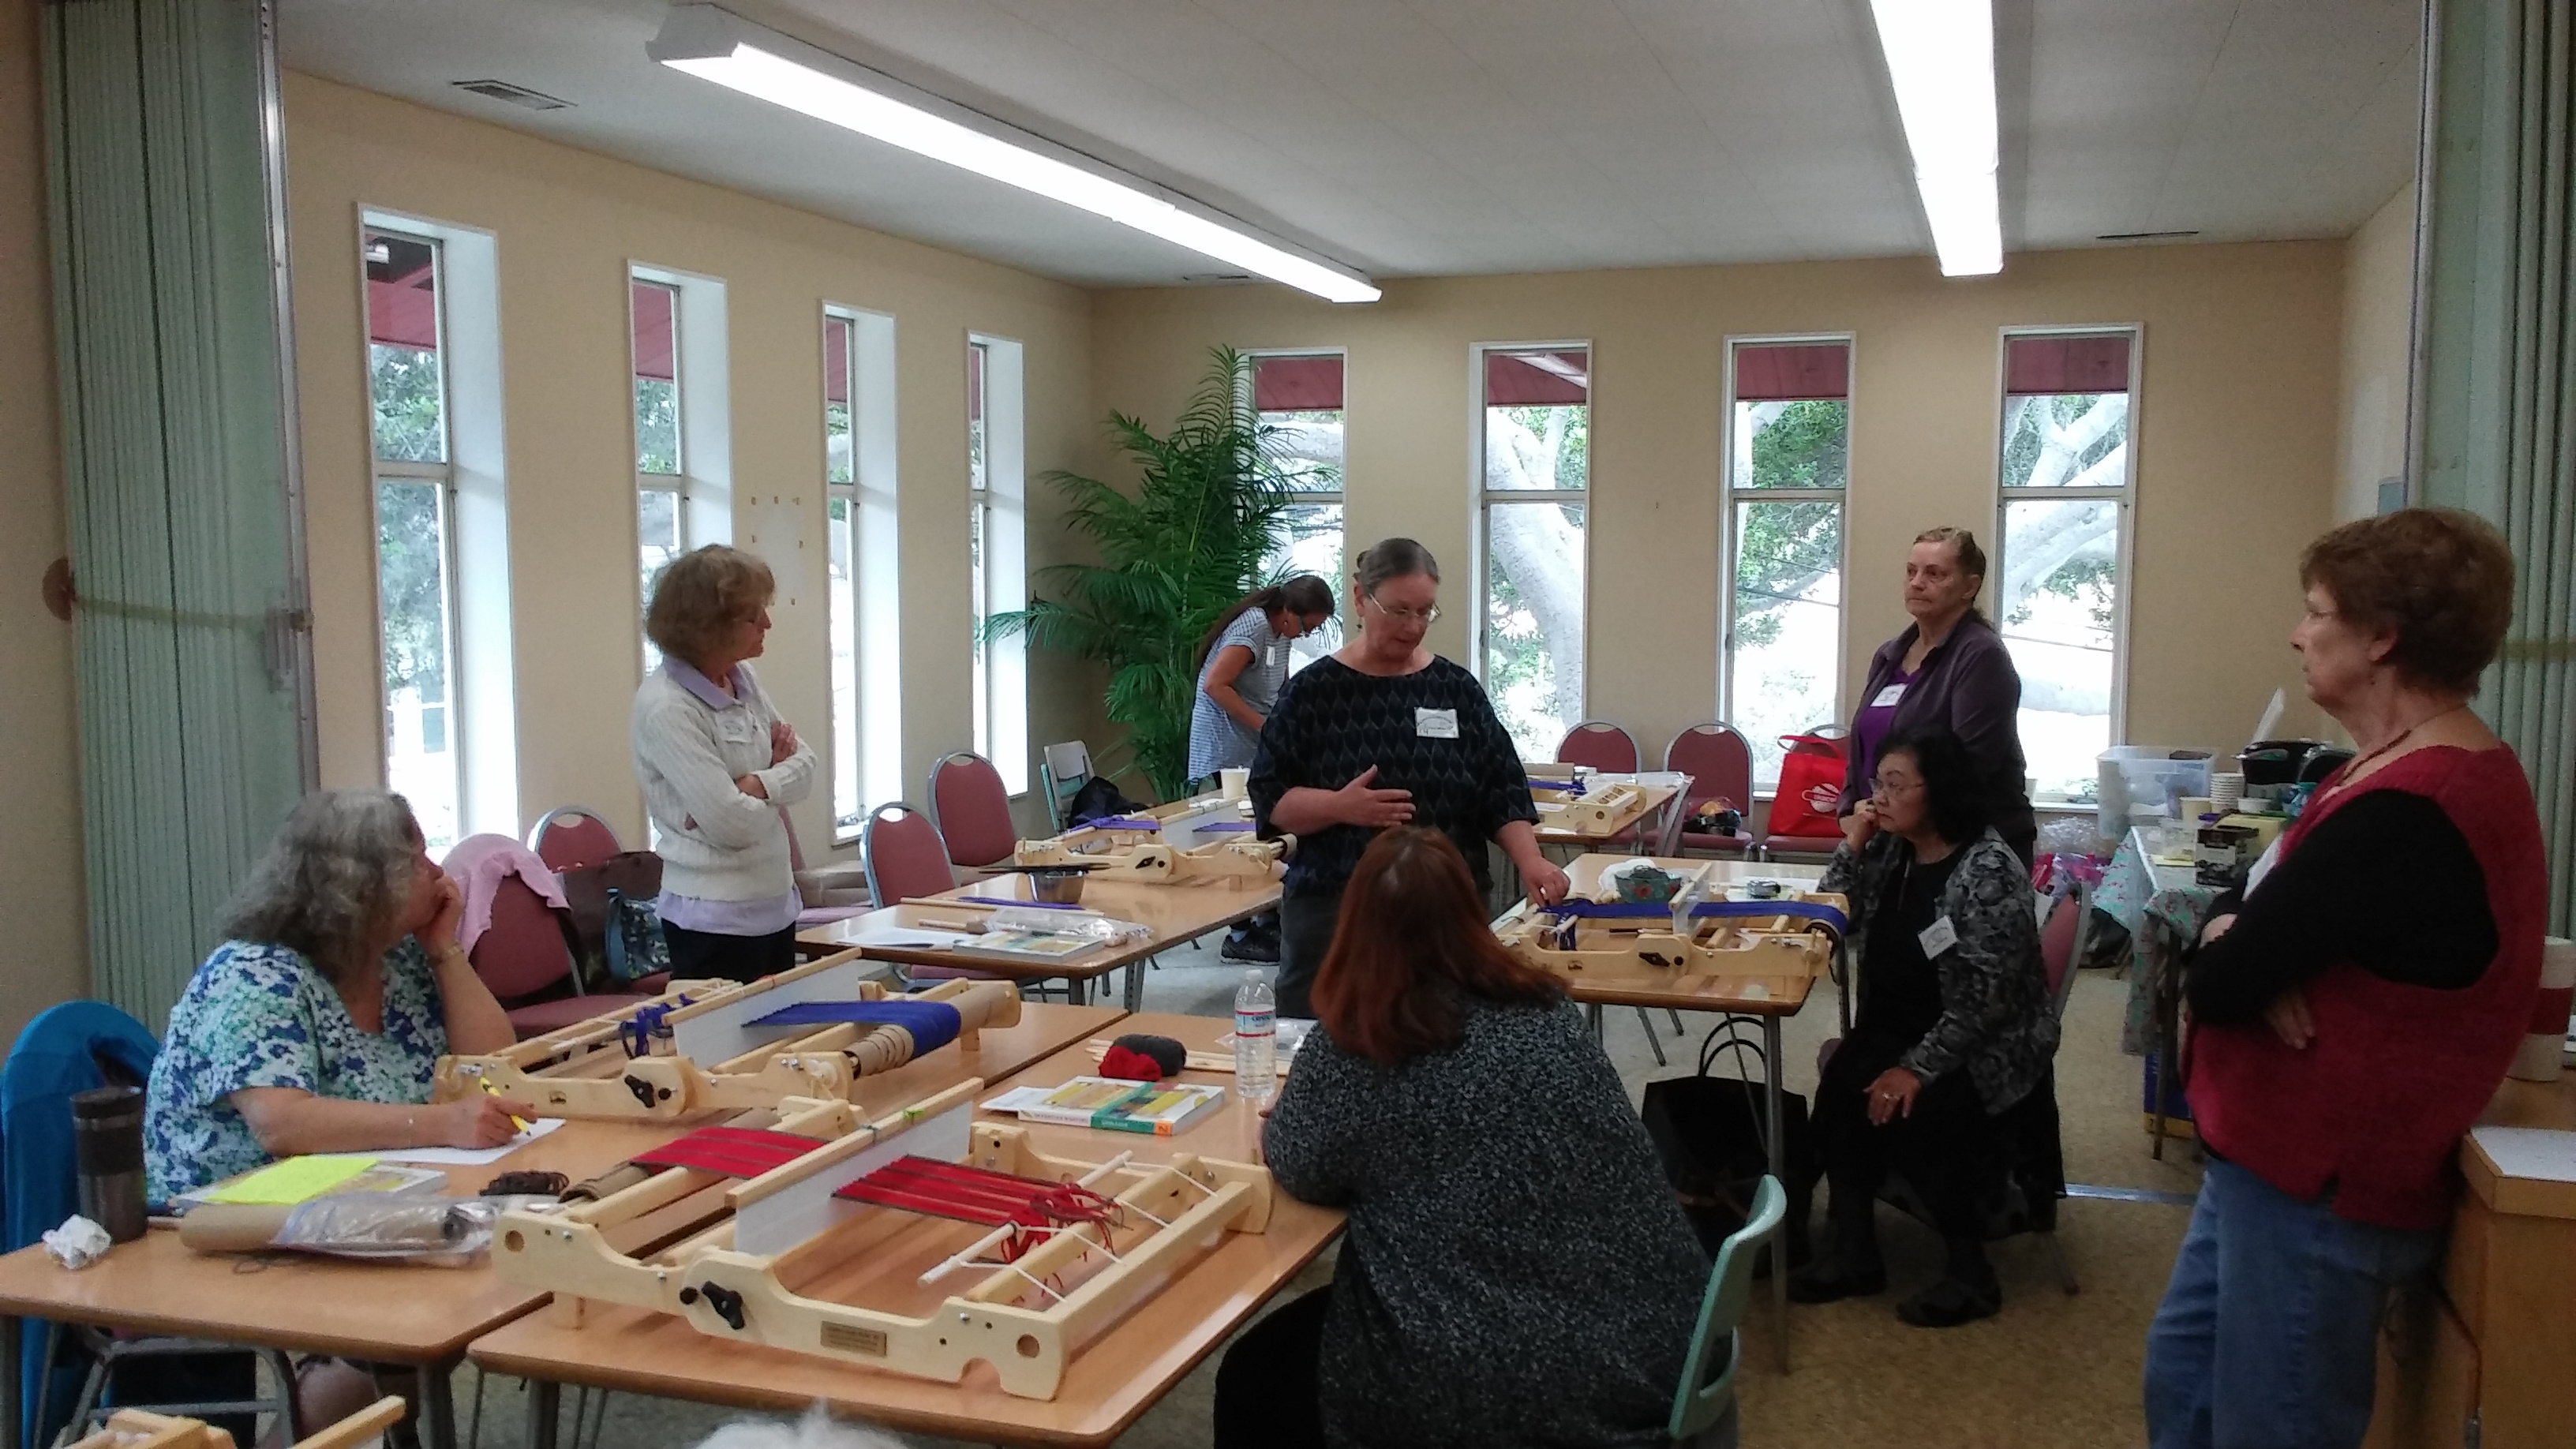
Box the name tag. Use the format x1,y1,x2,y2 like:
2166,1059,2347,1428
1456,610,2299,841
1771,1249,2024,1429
1415,707,1460,739
2245,839,2283,895
1268,642,1283,668
1872,683,1907,709
1917,915,1960,957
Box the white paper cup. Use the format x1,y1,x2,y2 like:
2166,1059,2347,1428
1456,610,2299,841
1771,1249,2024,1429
1220,767,1249,801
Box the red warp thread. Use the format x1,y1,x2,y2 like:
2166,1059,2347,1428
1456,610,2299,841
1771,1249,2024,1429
630,1126,822,1178
836,1155,1121,1262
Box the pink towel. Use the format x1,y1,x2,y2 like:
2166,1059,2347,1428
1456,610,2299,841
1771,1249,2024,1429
444,833,571,955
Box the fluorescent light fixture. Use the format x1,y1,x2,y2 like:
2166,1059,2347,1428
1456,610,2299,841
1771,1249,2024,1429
1866,0,2002,276
649,6,1381,304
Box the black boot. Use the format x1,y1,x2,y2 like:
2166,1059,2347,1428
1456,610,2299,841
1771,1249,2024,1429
1896,1234,2001,1327
1787,1192,1885,1304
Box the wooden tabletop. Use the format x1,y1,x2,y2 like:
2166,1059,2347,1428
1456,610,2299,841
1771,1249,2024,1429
0,1003,1125,1361
2465,1073,2576,1219
468,1012,1341,1447
1528,854,1829,1017
797,874,1280,984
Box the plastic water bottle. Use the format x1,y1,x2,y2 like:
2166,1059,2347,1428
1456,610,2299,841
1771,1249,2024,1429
1233,970,1276,1102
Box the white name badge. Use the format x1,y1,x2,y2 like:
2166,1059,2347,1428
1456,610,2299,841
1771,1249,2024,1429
1872,683,1907,709
2245,838,2283,895
1415,707,1460,739
1918,915,1960,957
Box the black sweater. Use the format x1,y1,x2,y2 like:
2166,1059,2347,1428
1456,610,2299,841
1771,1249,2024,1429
2185,790,2497,1024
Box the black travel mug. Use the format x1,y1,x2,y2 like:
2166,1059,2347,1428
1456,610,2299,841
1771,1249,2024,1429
71,1085,147,1243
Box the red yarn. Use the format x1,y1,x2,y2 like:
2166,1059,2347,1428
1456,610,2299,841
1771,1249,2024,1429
1098,1044,1166,1081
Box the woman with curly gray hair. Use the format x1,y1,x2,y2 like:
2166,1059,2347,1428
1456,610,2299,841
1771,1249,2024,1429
144,789,527,1204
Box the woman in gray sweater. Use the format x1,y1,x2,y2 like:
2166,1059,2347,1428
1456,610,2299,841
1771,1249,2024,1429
1215,828,1712,1449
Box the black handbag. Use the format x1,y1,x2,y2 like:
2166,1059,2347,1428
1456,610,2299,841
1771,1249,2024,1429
1641,1020,1814,1264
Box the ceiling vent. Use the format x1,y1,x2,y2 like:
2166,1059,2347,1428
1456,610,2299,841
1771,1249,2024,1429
451,79,572,111
1180,272,1255,285
2095,230,2200,242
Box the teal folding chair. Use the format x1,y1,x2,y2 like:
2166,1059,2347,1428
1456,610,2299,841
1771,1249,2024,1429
1668,1174,1785,1448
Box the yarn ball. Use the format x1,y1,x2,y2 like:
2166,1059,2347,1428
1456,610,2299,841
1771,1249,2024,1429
1113,1033,1189,1077
1097,1045,1165,1082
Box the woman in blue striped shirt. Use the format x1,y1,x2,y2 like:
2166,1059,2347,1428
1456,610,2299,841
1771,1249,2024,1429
1189,576,1334,962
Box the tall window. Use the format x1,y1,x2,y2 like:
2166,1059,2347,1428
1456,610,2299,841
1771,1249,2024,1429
1251,353,1346,672
365,228,462,850
1996,329,2137,801
633,278,683,670
968,335,1028,792
1476,346,1590,761
826,313,859,833
1724,339,1852,788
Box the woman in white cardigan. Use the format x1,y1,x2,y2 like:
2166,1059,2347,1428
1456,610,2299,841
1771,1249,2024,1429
631,545,816,982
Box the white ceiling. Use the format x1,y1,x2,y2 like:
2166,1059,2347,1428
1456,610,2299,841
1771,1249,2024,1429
279,0,2424,289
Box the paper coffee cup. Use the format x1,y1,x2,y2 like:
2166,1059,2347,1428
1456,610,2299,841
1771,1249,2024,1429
2510,936,2576,1081
1219,767,1249,801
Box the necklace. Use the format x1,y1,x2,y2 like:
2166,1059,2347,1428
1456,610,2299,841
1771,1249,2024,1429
2323,703,2467,798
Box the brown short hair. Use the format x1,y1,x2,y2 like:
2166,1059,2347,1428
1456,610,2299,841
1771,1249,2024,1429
646,545,775,665
1311,828,1563,1065
2299,508,2514,696
1914,526,1987,581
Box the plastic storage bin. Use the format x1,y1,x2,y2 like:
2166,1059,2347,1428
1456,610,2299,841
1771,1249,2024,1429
2098,747,2215,839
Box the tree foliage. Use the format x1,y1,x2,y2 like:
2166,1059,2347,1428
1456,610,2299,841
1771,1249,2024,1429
987,348,1327,800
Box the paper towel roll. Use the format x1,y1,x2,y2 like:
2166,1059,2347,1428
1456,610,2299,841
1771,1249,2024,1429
2508,936,2576,1081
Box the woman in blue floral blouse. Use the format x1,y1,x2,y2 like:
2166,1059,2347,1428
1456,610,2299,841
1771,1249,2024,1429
144,789,531,1204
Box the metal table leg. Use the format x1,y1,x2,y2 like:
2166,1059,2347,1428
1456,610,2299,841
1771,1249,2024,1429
1765,1012,1790,1372
526,1379,560,1449
419,1361,459,1449
1065,975,1087,1007
1125,959,1146,1012
1586,1002,1604,1039
3,1314,21,1449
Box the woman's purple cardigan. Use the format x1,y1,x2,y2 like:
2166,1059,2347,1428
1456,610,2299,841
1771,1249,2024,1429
1840,611,2037,856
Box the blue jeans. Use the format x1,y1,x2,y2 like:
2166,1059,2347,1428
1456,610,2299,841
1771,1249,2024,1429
2144,1155,2441,1449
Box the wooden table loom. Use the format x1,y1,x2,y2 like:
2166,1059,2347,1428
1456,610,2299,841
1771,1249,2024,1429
495,1081,1274,1400
432,953,1024,1120
1494,880,1848,992
1010,822,1286,887
66,1397,406,1449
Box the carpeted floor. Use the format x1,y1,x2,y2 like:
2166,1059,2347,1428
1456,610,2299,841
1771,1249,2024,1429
455,941,2200,1449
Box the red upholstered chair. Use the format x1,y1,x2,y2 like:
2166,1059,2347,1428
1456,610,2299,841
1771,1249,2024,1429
527,807,623,872
1664,723,1757,856
864,803,1009,988
927,751,1017,871
1556,720,1641,773
470,875,650,1038
2039,878,2094,1025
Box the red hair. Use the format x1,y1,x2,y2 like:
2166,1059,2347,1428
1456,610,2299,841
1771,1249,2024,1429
1311,828,1563,1065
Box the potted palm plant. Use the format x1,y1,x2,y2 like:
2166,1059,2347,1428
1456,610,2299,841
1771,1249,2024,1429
987,347,1327,801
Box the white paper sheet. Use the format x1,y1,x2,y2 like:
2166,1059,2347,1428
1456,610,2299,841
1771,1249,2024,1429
846,927,974,951
369,1115,565,1166
980,1085,1055,1114
2470,1125,2576,1183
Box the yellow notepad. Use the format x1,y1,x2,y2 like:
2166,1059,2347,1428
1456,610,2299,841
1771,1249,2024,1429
202,1155,380,1205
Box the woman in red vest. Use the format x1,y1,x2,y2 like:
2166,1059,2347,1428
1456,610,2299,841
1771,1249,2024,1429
2144,509,2544,1449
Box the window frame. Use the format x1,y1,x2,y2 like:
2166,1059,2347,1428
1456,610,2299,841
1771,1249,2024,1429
1241,348,1350,670
1991,323,2144,800
362,225,466,848
1718,332,1855,787
967,332,1029,796
824,304,902,843
1469,339,1596,761
631,273,687,672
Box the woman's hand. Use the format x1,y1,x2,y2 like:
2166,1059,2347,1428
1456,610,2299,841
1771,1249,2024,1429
1333,766,1414,828
2200,913,2237,947
1523,858,1571,908
1842,800,1881,853
1865,1066,1921,1125
2263,987,2316,1050
419,874,465,958
734,773,771,801
769,721,799,766
436,1094,536,1149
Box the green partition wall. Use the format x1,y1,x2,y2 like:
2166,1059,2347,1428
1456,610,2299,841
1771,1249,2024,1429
41,0,314,1029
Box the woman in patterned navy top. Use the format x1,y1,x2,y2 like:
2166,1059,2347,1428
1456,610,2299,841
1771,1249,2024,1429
1249,538,1569,1018
144,789,530,1204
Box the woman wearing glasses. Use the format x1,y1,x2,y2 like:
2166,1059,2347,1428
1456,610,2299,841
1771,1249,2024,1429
1790,727,2054,1327
1249,538,1569,1018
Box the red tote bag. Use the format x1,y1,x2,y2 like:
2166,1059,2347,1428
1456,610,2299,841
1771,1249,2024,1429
1769,734,1850,839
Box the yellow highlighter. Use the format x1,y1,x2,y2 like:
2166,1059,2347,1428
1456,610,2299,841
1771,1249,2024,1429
480,1076,533,1135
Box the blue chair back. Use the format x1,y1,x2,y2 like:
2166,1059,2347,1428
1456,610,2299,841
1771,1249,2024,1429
2,1001,161,1445
1667,1174,1785,1443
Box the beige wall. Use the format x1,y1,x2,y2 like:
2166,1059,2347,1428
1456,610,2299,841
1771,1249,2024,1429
2339,184,2419,520
0,0,89,1047
1093,242,2345,772
285,73,1100,853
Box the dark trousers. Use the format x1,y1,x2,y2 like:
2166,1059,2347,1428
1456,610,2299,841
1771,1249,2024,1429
1810,1033,2000,1242
659,921,797,983
1213,1286,1330,1449
1275,893,1342,1020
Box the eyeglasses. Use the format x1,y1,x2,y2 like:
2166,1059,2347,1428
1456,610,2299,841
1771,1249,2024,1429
1870,775,1923,797
1366,593,1441,626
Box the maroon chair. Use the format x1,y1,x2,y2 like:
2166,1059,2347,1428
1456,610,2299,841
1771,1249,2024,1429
864,803,1013,989
470,874,650,1038
928,751,1017,871
527,807,622,873
1555,720,1641,773
1664,723,1756,856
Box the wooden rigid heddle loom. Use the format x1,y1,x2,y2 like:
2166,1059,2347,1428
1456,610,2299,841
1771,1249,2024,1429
496,1081,1275,1399
1010,818,1289,886
432,953,1024,1119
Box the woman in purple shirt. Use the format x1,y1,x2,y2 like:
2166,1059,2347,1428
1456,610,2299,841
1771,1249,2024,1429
1843,527,2035,864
